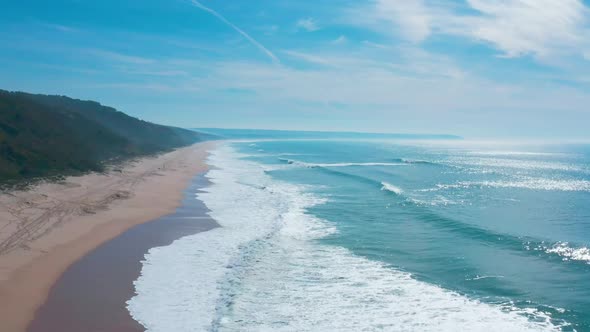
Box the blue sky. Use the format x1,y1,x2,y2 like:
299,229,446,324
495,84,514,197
1,0,590,138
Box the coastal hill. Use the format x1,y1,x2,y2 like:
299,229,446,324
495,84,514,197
0,90,211,182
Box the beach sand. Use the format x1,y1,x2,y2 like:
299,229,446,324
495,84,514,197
27,174,218,332
0,141,216,332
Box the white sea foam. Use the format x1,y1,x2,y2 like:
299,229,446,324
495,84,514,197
316,162,406,167
467,151,568,157
467,275,506,281
408,194,461,206
543,242,590,264
279,158,406,168
430,178,590,192
217,242,559,332
127,145,305,331
277,153,314,156
128,144,563,332
447,157,582,172
525,241,590,264
400,158,436,165
381,181,404,195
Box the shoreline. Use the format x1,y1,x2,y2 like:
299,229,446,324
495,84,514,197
0,141,216,332
28,173,218,331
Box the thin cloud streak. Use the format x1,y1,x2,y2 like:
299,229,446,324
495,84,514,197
190,0,280,63
86,49,155,64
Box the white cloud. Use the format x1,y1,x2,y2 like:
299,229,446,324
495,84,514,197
283,47,464,79
357,0,590,60
77,42,590,135
40,22,78,33
180,59,589,138
259,25,279,36
283,50,336,66
296,18,320,32
192,49,581,111
373,0,432,42
331,35,348,45
460,0,589,58
86,49,155,64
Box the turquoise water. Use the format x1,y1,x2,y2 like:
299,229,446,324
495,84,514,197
234,139,590,331
128,136,590,331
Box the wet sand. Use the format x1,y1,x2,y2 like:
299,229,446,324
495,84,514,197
27,174,218,332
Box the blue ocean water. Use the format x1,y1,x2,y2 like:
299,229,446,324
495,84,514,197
129,137,590,332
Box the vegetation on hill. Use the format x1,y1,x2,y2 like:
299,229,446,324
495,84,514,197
0,90,211,183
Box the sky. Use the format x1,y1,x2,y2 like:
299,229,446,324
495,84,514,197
1,0,590,138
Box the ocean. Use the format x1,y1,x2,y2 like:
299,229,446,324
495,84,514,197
127,137,590,331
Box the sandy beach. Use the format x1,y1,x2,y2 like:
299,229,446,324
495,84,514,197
28,174,218,332
0,141,215,332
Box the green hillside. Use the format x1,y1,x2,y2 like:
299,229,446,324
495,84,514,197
0,90,211,183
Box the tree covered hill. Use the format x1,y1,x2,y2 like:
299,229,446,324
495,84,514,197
0,90,212,183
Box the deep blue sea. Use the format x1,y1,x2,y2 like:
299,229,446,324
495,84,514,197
129,136,590,332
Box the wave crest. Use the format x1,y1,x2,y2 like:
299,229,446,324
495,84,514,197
527,242,590,264
279,158,406,168
381,182,403,195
